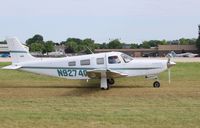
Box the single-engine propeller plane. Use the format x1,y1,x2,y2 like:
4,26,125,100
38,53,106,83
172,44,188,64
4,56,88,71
3,37,176,90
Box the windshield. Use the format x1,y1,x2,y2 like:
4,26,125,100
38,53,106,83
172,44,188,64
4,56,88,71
121,53,133,63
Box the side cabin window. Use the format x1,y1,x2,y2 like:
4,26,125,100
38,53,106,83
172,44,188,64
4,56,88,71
108,56,121,64
68,61,76,66
96,58,104,65
80,59,90,66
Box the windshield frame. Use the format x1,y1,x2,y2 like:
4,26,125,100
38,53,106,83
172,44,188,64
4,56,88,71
121,53,133,63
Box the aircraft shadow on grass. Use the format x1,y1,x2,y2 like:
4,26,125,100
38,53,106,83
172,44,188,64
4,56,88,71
0,84,149,89
0,84,150,97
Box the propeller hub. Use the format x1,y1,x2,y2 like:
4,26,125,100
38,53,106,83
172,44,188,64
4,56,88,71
167,61,176,68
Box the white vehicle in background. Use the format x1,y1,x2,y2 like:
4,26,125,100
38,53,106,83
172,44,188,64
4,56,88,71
168,51,198,58
3,37,176,90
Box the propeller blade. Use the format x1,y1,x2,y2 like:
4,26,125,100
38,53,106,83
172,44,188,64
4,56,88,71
166,55,175,84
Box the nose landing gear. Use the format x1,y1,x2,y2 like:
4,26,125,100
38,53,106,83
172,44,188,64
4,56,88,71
153,81,160,88
145,75,161,88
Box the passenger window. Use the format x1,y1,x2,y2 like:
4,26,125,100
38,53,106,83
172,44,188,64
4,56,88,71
96,58,104,65
108,56,121,64
68,61,76,66
80,59,90,65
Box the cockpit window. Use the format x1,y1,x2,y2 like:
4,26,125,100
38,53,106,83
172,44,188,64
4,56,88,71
121,54,133,63
108,56,121,64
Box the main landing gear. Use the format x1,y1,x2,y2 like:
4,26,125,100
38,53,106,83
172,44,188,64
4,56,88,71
107,78,115,85
101,78,115,90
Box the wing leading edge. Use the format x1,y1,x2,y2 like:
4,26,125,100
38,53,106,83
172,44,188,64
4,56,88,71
2,65,22,69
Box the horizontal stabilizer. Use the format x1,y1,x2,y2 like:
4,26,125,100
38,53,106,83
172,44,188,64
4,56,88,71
2,65,22,70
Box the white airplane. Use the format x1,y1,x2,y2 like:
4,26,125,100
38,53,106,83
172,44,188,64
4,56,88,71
168,51,198,58
3,37,176,90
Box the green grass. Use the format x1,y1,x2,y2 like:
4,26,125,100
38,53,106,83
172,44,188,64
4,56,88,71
0,62,200,128
0,62,11,67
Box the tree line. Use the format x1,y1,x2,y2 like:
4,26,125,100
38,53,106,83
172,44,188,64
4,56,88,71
24,34,198,54
197,34,200,53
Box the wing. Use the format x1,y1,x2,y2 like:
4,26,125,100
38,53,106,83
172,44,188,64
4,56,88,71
2,65,22,69
86,69,128,79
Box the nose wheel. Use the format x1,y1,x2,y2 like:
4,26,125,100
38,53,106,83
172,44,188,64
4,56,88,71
153,81,160,88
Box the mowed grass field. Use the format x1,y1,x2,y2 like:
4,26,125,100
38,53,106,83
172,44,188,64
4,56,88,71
0,62,200,128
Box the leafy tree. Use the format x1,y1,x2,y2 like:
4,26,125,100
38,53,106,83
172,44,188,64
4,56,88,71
65,41,78,53
30,43,44,53
196,37,200,53
82,38,95,54
130,43,139,49
94,43,101,49
108,39,122,49
60,41,66,45
179,38,190,45
26,35,55,54
179,38,196,45
99,43,107,49
159,40,168,45
140,40,168,48
26,34,44,46
26,34,45,52
140,41,151,48
29,41,44,52
66,38,82,45
65,38,82,53
44,41,55,55
189,38,197,45
64,38,95,54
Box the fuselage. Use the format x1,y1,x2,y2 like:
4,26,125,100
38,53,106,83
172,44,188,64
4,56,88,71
15,52,168,80
170,51,198,58
176,53,198,57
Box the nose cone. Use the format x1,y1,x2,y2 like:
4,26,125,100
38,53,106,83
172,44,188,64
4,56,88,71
167,61,176,68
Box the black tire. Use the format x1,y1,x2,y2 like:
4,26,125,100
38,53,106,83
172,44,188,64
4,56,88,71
107,78,115,85
153,81,160,88
107,84,110,90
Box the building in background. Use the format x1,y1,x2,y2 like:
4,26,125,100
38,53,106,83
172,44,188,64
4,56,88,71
54,44,66,55
95,44,197,57
95,48,157,57
0,42,9,54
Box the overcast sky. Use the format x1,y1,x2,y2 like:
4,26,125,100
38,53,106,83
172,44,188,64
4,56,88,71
0,0,200,43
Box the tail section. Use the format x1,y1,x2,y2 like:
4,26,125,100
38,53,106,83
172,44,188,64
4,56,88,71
6,37,36,64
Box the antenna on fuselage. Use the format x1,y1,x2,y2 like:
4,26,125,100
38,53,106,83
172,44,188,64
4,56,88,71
86,46,94,54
